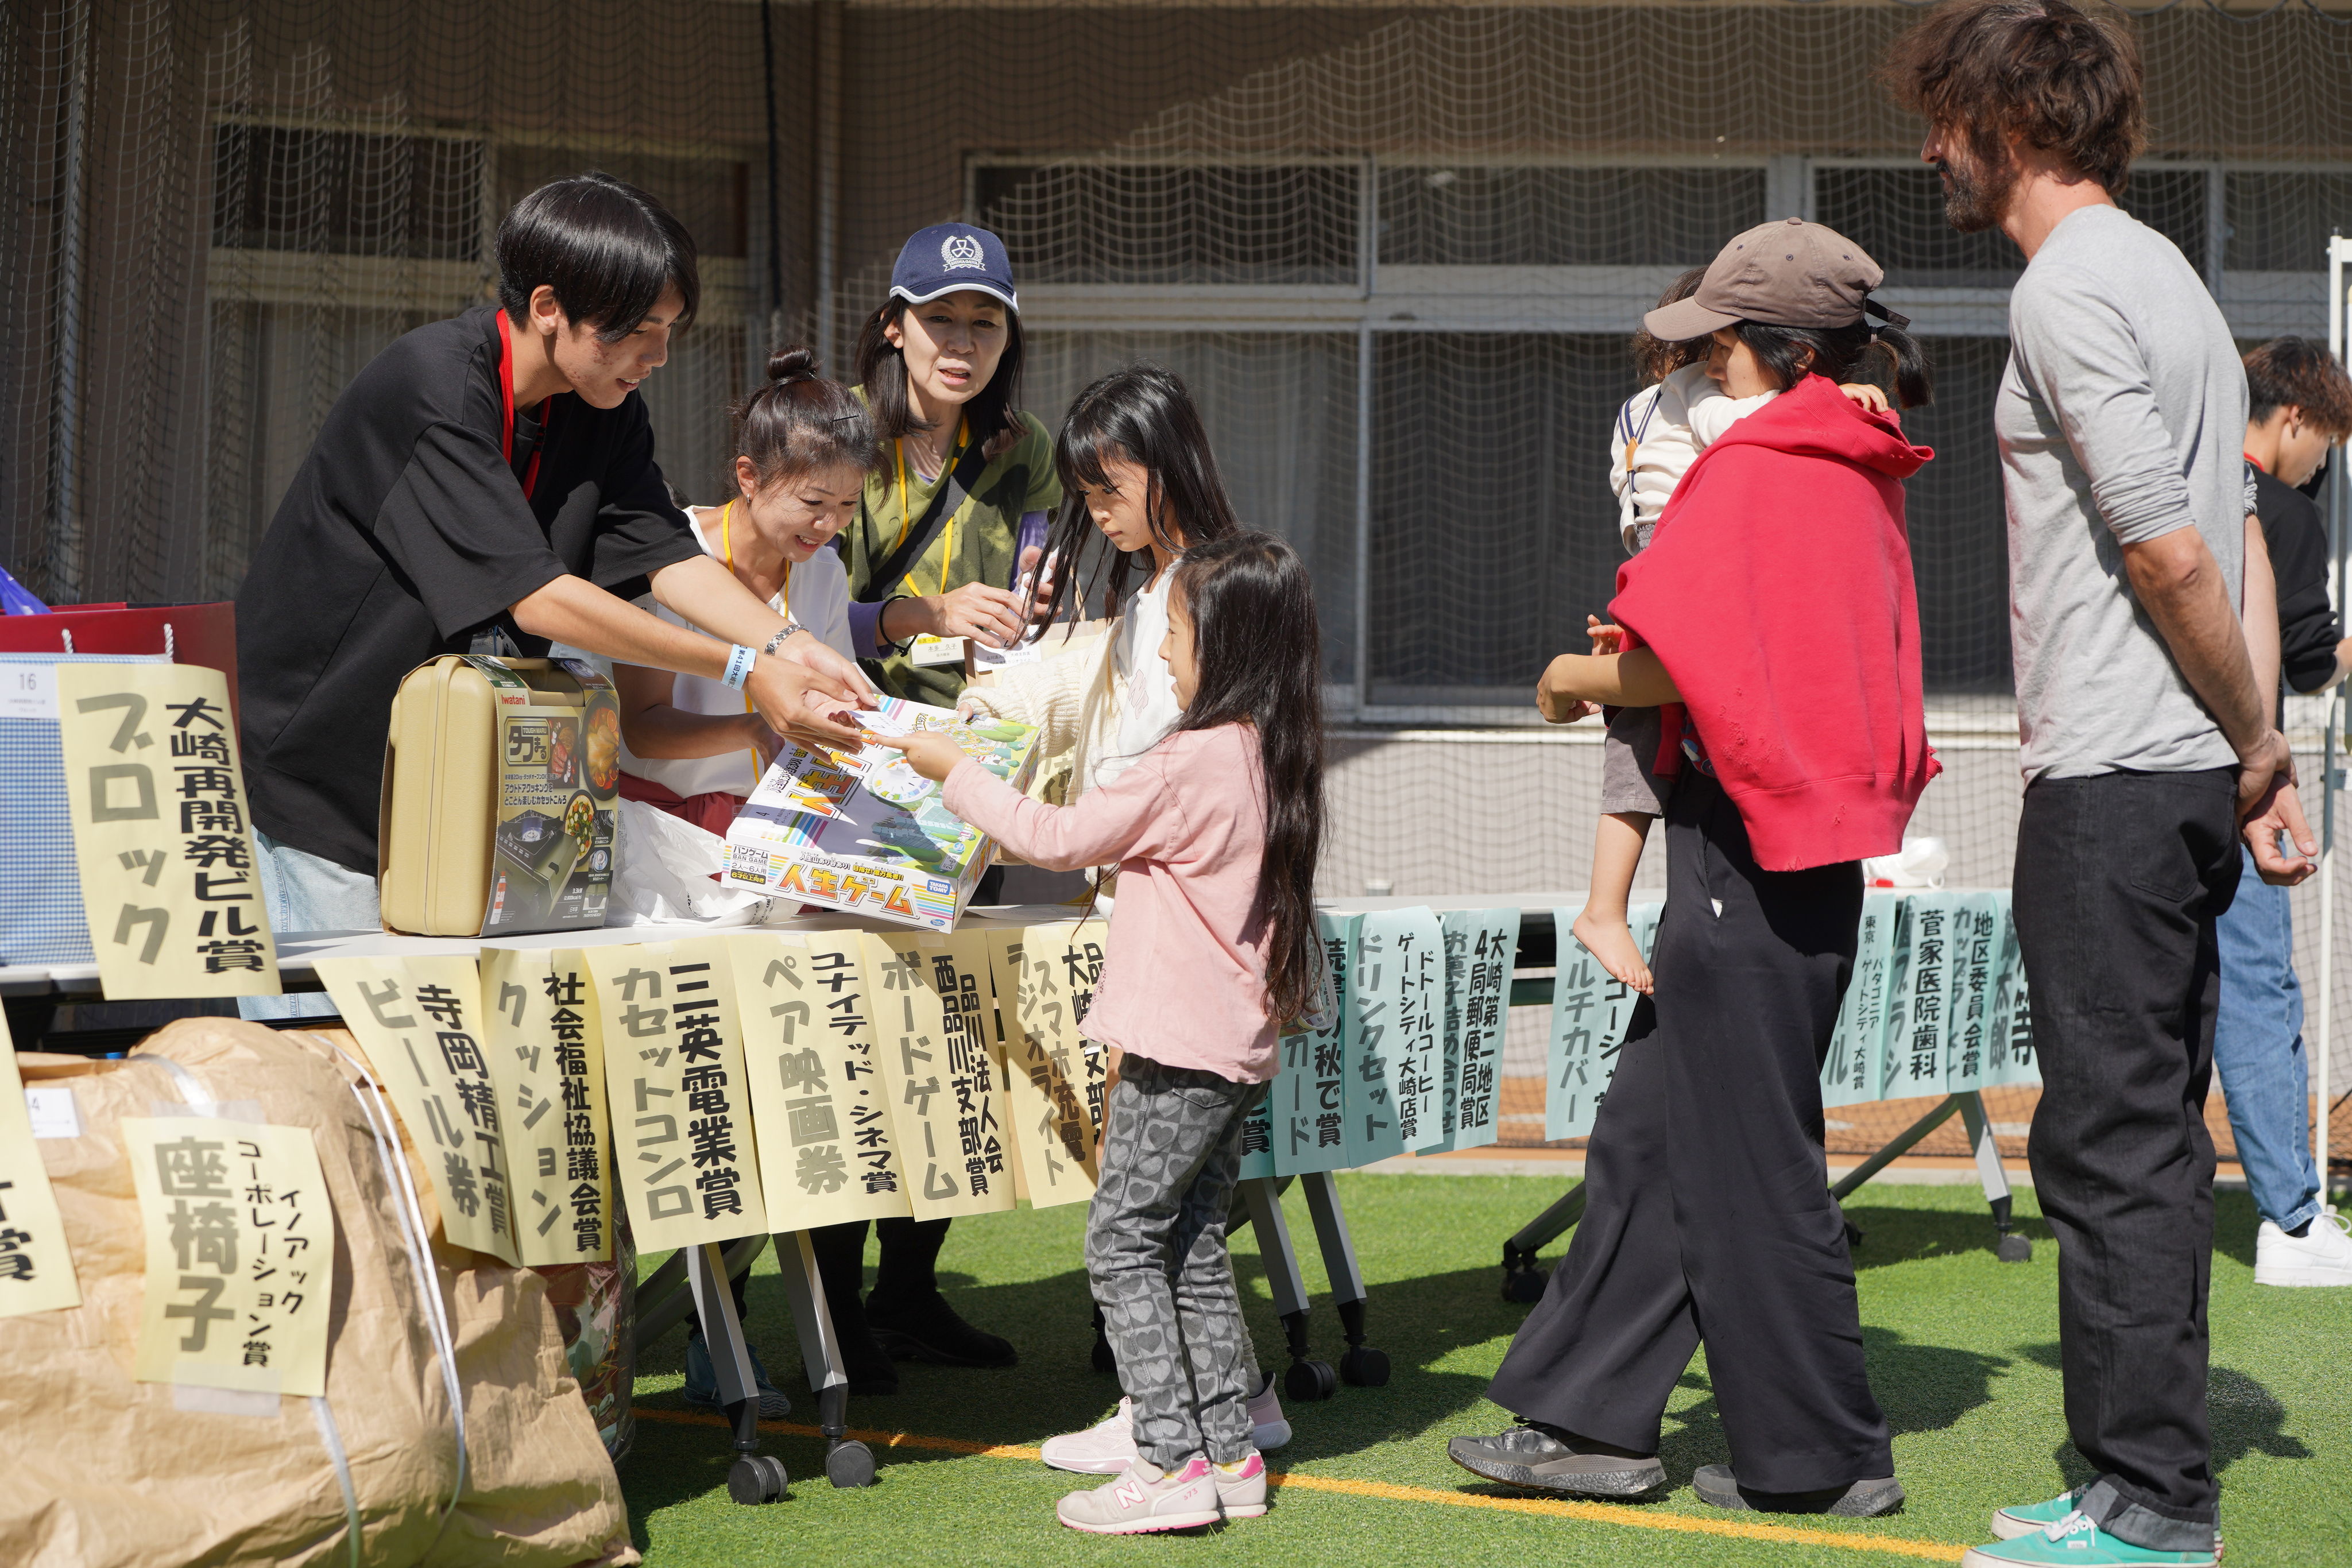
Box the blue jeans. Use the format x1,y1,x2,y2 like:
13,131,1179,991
2213,852,2323,1233
237,828,380,1023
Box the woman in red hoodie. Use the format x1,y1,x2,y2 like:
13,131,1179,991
1448,220,1938,1517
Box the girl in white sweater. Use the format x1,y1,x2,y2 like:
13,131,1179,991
960,364,1241,809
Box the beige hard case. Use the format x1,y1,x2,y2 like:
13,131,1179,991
378,655,618,936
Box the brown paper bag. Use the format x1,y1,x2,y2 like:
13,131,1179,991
0,1018,636,1568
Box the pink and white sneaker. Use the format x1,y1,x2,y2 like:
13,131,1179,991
1213,1451,1269,1519
1040,1380,1292,1475
1055,1455,1223,1534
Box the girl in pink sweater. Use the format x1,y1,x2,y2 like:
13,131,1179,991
884,531,1325,1534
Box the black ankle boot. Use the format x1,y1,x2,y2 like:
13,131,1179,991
864,1289,1018,1369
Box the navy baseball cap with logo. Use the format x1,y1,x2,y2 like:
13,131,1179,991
890,222,1019,312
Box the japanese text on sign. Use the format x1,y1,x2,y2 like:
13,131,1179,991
123,1118,333,1397
315,954,517,1263
587,938,767,1252
728,931,909,1230
55,664,280,998
479,948,613,1263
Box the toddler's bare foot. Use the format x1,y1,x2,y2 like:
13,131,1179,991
1571,909,1654,994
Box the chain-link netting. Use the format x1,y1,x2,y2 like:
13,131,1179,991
5,0,2350,1172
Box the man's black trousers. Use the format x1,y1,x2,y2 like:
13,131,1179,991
2013,768,2237,1552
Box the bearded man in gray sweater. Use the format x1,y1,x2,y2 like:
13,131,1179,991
1883,5,2315,1567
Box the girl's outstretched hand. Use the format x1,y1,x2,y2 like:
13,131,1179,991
875,729,969,783
1836,381,1891,415
1586,615,1623,655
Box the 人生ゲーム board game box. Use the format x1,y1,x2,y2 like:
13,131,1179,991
719,697,1039,931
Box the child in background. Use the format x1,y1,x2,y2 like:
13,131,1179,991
1573,271,1891,992
960,363,1240,807
885,532,1325,1534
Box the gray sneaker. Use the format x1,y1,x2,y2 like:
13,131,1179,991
1693,1463,1904,1517
1446,1424,1665,1497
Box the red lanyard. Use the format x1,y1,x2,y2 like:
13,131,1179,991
497,310,550,500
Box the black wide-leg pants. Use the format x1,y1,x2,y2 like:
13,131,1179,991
1487,769,1892,1494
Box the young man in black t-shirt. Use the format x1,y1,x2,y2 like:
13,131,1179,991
2222,337,2352,1288
237,173,869,935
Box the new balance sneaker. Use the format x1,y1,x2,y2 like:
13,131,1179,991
1214,1451,1269,1519
1693,1463,1904,1517
2254,1210,2352,1287
1055,1455,1223,1535
1992,1487,2089,1540
1040,1381,1292,1475
1962,1511,2219,1567
681,1331,791,1419
1445,1423,1665,1497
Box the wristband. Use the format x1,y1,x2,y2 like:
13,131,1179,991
721,644,757,690
761,621,803,657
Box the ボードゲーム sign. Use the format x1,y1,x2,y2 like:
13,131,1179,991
55,663,280,999
122,1117,332,1398
864,930,1015,1222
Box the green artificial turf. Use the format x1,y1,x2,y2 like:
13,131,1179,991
619,1178,2347,1566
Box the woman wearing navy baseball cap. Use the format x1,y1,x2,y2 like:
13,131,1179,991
837,222,1062,709
808,222,1054,1392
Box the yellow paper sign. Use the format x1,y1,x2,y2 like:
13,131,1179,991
726,932,911,1232
0,1011,81,1316
315,954,519,1263
587,937,767,1253
122,1117,332,1397
865,931,1015,1222
984,927,1100,1209
54,663,280,999
1017,920,1113,1146
479,948,613,1263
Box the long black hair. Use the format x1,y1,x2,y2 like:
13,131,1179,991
1035,363,1242,629
731,346,879,489
1734,319,1935,409
853,296,1026,446
1171,532,1325,1025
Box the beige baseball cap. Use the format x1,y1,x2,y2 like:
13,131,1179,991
1643,217,1888,340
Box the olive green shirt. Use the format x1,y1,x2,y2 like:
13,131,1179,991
841,403,1061,707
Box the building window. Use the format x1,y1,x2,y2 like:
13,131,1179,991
1376,165,1765,268
976,162,1361,285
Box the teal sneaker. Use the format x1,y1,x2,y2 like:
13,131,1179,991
1962,1511,2218,1568
1991,1487,2089,1540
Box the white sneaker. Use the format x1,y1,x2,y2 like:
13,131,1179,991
1040,1381,1292,1475
1055,1455,1221,1534
2254,1210,2352,1287
1213,1450,1269,1519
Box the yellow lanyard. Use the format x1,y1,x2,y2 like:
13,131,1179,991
719,499,787,792
893,420,972,597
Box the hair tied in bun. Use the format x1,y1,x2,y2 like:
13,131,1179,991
767,344,823,386
731,344,880,491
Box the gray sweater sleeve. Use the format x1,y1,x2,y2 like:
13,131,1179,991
2009,260,2202,547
